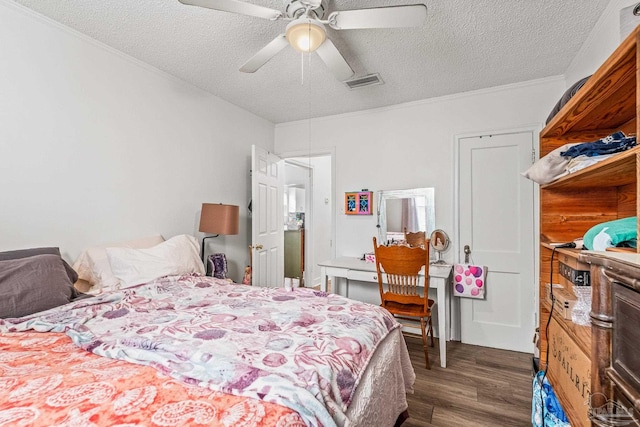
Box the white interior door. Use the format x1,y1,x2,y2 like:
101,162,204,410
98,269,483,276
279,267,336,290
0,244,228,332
251,145,284,287
457,130,535,353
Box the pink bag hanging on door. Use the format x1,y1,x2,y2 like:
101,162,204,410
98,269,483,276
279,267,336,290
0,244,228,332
453,264,487,299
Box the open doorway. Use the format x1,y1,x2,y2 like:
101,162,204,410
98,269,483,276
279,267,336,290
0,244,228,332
283,154,333,289
284,160,309,287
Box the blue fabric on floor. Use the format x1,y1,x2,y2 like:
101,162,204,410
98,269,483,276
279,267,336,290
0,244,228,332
532,371,570,427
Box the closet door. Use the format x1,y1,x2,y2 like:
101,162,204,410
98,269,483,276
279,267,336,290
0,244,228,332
457,130,536,352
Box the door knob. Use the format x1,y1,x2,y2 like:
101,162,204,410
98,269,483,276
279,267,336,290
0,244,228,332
254,244,263,250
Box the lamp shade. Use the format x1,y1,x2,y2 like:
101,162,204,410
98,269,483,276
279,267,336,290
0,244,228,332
285,18,326,53
199,203,239,235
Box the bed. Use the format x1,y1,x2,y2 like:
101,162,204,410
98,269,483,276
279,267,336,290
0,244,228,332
0,236,416,427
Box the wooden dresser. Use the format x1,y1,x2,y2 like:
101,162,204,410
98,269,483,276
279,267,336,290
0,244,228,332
581,252,640,427
537,26,640,426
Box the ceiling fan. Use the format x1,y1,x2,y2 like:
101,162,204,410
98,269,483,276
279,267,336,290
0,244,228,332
178,0,427,81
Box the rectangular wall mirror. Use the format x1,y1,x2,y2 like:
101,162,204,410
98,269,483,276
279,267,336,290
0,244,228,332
376,187,435,244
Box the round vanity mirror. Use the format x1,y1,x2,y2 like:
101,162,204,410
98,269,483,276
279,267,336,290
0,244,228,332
430,229,450,264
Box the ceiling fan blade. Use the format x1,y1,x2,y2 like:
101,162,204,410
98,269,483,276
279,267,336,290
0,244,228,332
240,35,289,73
328,4,427,30
315,39,354,81
178,0,282,20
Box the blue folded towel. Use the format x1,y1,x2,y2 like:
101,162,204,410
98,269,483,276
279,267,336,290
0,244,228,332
560,131,636,158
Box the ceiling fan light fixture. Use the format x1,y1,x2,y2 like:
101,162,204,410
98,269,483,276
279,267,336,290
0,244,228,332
285,18,326,53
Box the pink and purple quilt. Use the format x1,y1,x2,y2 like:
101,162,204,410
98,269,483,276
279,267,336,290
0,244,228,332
0,275,401,427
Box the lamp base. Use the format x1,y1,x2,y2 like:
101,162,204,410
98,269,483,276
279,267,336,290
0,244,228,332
201,235,219,264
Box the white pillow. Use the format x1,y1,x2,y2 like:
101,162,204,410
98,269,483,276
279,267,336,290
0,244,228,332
72,235,165,294
106,234,204,288
521,143,579,185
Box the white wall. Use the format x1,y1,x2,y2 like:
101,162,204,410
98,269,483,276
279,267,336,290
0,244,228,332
275,77,565,263
565,0,640,85
0,2,274,282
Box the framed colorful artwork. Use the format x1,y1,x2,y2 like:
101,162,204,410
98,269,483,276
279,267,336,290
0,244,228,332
345,191,373,215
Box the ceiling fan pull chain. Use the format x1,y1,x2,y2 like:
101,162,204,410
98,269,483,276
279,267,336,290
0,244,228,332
300,52,304,86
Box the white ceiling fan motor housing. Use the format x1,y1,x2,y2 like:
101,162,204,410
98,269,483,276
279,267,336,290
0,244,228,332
284,0,328,19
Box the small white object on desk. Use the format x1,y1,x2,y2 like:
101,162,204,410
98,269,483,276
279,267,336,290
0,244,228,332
318,257,453,368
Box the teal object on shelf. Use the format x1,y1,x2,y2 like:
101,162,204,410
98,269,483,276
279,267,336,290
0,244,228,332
583,216,637,251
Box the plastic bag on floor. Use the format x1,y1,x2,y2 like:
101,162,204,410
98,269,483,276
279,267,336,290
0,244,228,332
532,371,571,427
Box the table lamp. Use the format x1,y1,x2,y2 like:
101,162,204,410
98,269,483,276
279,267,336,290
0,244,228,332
199,203,239,262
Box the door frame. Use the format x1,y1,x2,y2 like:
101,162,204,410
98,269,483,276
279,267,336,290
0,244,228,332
277,147,336,287
452,125,541,343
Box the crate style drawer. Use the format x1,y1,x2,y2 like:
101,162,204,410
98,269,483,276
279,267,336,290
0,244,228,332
547,316,591,427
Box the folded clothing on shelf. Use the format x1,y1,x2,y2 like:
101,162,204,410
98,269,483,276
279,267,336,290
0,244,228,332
560,131,636,158
521,131,636,185
565,153,615,174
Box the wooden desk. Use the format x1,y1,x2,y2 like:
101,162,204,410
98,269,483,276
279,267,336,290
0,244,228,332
318,257,453,368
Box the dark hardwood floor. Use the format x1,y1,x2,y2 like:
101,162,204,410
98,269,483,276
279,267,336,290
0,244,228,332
402,335,533,427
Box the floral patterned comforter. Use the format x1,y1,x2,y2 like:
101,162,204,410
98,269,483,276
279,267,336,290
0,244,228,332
0,332,303,426
0,275,401,427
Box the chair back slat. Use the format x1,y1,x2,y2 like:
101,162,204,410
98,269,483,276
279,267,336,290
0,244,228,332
386,273,421,295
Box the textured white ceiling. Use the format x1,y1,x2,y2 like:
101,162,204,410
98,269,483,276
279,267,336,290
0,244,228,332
13,0,609,123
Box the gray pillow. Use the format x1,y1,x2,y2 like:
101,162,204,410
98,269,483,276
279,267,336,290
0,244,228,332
0,247,60,261
545,76,591,124
0,254,77,318
0,247,78,284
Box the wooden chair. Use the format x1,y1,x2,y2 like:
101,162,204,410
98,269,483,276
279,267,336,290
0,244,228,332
404,227,427,248
373,237,434,369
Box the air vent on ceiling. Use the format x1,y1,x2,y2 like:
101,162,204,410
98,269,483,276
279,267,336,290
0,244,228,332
344,73,384,90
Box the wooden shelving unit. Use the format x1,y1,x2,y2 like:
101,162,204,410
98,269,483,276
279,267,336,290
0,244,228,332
541,146,640,190
538,26,640,426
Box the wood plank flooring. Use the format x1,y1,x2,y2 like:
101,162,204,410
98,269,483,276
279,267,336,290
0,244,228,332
402,335,533,427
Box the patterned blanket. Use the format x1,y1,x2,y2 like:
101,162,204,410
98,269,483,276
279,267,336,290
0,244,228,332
0,332,302,426
0,275,400,427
